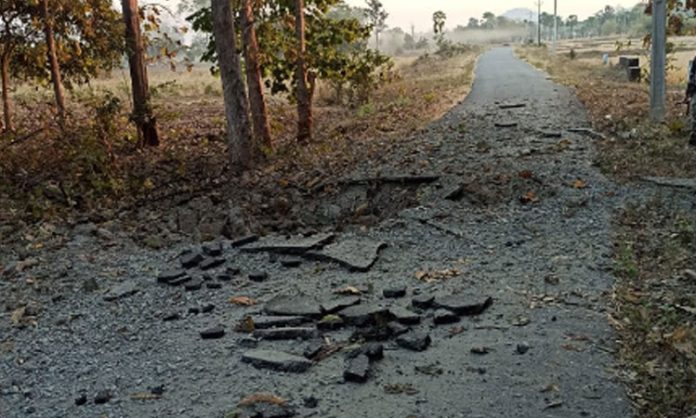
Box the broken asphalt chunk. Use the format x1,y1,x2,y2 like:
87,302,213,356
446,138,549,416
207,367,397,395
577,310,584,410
396,332,431,352
200,326,225,340
249,271,268,282
200,257,225,270
339,304,391,327
241,349,313,373
306,239,386,272
320,296,361,314
390,306,421,325
202,242,223,257
264,296,322,318
180,252,204,269
103,282,139,302
231,234,259,247
412,294,435,309
252,327,318,341
383,286,407,299
157,269,186,284
433,309,460,325
344,354,370,383
253,316,307,329
434,295,493,316
240,233,334,254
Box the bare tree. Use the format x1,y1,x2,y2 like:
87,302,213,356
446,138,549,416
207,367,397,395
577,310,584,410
211,0,253,168
294,0,312,142
121,0,159,146
241,0,271,148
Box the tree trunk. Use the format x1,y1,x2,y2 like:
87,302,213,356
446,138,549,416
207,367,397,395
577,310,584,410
294,0,312,142
121,0,159,147
241,0,272,148
211,0,253,169
1,54,13,133
41,0,66,120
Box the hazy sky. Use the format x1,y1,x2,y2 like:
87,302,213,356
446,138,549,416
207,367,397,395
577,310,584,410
344,0,644,31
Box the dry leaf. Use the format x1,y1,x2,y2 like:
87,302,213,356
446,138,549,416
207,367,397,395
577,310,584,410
572,179,587,189
414,268,459,283
334,286,361,295
130,392,161,401
229,296,256,306
519,191,538,204
235,316,255,333
540,383,559,393
518,170,534,179
238,393,286,407
10,307,25,326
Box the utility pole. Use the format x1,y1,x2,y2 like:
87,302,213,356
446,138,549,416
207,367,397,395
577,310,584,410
536,0,542,46
552,0,558,53
650,0,666,122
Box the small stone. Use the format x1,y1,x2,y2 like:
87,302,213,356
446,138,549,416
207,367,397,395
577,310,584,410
303,340,324,359
189,307,201,315
241,349,313,373
168,275,191,286
320,297,361,314
390,306,421,325
433,309,460,325
303,396,319,409
252,327,318,341
339,304,391,327
94,390,112,404
201,304,215,313
434,295,493,316
396,332,431,352
200,326,225,340
249,271,268,282
75,394,87,406
157,269,187,284
162,312,182,322
206,282,222,289
200,257,225,270
516,342,530,354
412,295,435,309
344,354,370,383
181,252,204,269
184,278,203,291
280,258,302,268
202,242,224,257
383,286,407,298
470,346,490,355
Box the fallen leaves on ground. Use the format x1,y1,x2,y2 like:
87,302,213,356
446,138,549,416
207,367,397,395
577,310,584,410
383,383,419,395
519,191,538,205
572,179,587,189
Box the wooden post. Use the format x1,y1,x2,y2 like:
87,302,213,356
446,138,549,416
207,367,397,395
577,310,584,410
650,0,666,122
121,0,159,146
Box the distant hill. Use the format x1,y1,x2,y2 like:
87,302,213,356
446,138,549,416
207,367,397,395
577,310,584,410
502,8,537,22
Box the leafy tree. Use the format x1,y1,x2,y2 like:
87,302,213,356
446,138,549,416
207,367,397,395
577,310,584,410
365,0,388,52
433,10,446,42
0,1,37,133
567,15,578,38
467,17,479,29
482,11,495,29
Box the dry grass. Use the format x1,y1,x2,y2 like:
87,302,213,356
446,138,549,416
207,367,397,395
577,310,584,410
517,44,696,418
